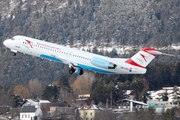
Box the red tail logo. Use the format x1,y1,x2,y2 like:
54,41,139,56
140,54,147,62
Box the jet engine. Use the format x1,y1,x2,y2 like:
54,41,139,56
69,66,83,75
91,57,117,69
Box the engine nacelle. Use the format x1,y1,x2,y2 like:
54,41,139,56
91,57,117,69
69,66,83,75
74,66,83,75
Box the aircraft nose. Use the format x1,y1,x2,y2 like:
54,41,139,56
3,39,11,47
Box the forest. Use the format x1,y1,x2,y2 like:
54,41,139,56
0,0,179,109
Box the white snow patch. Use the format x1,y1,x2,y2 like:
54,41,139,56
22,99,50,108
10,0,19,12
44,0,51,4
22,2,28,11
79,0,83,6
59,1,68,9
31,1,37,6
171,44,180,50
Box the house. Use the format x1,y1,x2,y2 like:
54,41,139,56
79,104,102,120
21,99,50,118
20,106,42,120
21,99,50,108
146,86,180,114
147,87,180,102
78,94,90,99
147,100,176,114
47,102,76,120
76,94,90,106
0,116,7,120
123,90,136,100
79,109,100,120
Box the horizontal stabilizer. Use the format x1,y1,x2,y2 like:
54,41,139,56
161,52,175,56
147,50,175,56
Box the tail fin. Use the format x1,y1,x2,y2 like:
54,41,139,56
126,48,162,68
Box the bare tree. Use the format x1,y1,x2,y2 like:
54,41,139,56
71,71,95,97
28,79,43,99
13,85,30,99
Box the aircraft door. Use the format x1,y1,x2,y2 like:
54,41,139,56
15,38,21,48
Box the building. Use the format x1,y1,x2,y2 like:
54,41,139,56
21,99,50,108
20,106,42,120
79,109,100,120
123,90,136,100
47,102,76,120
146,86,180,114
147,100,176,114
79,104,102,120
20,99,50,119
0,116,7,120
78,94,90,98
21,99,50,118
148,87,180,102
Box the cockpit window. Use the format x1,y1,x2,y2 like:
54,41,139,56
11,37,15,40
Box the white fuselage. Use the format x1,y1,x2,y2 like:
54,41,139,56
3,35,147,74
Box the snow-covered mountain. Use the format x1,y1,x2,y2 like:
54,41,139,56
0,0,67,18
0,0,179,54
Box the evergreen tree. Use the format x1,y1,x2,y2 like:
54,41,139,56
12,95,23,107
58,76,72,102
58,76,71,92
42,84,59,102
90,77,108,104
130,77,148,100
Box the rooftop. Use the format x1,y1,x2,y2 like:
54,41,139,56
20,106,37,113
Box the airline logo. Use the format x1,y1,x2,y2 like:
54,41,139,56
140,53,147,62
25,40,33,48
129,68,132,72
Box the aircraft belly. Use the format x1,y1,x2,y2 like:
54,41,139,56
78,64,116,74
18,47,31,54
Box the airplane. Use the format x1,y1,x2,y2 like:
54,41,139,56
3,35,173,75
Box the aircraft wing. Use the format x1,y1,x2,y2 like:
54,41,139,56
56,55,69,64
40,54,78,67
55,55,79,67
40,54,63,63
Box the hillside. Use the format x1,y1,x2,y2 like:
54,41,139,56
0,0,179,85
0,0,179,46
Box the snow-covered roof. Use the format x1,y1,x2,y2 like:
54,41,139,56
79,104,103,110
90,104,99,109
149,89,174,97
21,106,37,113
123,90,133,95
21,99,50,107
39,100,50,104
